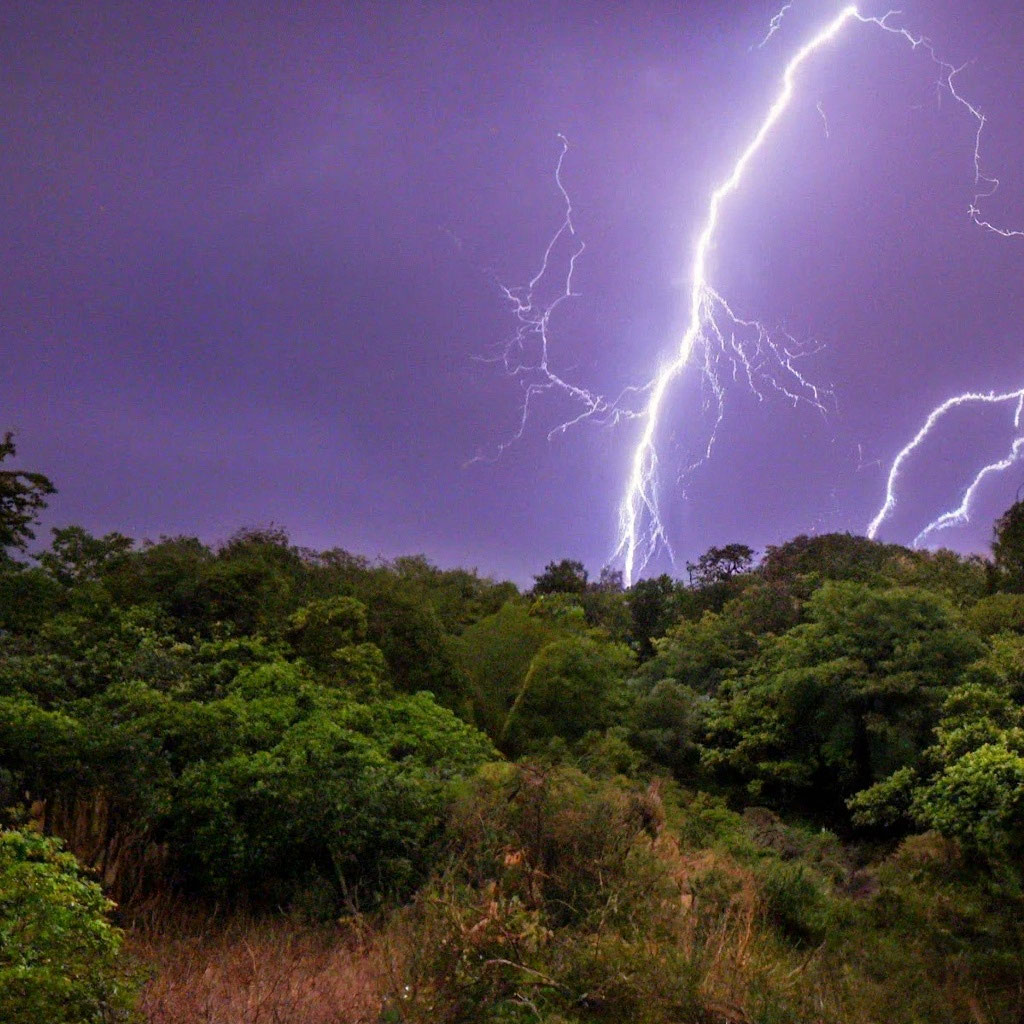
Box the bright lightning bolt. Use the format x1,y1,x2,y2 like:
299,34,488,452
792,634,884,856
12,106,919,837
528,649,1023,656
481,130,822,465
868,391,1024,545
755,2,794,50
616,6,861,585
479,4,1021,583
614,5,1023,583
914,437,1024,547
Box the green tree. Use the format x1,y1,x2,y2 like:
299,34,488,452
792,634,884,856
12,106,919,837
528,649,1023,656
626,574,684,658
532,558,588,595
759,532,904,586
0,432,55,557
458,601,562,739
580,570,631,640
686,543,754,587
965,592,1024,637
285,595,369,674
172,692,496,906
104,535,213,631
502,636,634,755
993,500,1024,592
851,680,1024,854
193,527,301,636
40,526,134,587
912,743,1024,853
703,583,983,818
889,548,988,605
0,564,62,633
628,680,703,776
636,610,753,696
386,555,517,633
360,584,470,711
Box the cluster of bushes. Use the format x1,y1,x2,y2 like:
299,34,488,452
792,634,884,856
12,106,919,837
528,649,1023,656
0,829,135,1024
3,433,1024,1021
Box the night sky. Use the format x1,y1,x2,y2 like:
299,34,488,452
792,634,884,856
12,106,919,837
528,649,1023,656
3,0,1023,582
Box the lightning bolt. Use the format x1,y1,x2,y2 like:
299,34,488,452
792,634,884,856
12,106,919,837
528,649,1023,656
755,2,794,50
480,4,1020,583
914,437,1024,547
614,5,1022,583
816,100,830,138
868,390,1024,545
470,135,645,465
481,131,824,466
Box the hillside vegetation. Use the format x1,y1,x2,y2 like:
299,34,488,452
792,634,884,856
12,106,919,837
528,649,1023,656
2,432,1024,1023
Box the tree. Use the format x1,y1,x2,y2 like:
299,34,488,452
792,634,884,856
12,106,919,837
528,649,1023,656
721,579,802,636
458,601,563,740
593,566,624,592
285,596,368,672
685,544,754,588
0,432,55,556
359,583,471,712
703,582,984,819
993,500,1024,592
171,692,496,906
636,611,752,696
106,534,213,628
629,680,703,776
532,558,588,595
912,743,1024,853
626,574,684,658
502,635,634,754
39,526,134,586
194,526,304,635
0,566,62,633
759,533,903,586
851,680,1024,855
581,569,631,639
965,592,1024,637
386,555,518,633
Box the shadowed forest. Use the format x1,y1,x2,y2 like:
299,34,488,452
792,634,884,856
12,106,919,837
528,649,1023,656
3,429,1024,1024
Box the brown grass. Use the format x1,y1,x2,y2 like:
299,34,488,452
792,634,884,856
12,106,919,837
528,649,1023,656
128,912,400,1024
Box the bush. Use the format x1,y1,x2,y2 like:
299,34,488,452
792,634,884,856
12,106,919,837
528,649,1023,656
965,593,1024,637
912,743,1024,853
756,861,831,947
0,829,137,1024
502,637,633,755
392,764,702,1023
171,692,498,907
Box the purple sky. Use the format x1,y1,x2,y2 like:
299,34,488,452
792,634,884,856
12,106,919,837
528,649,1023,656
3,0,1023,582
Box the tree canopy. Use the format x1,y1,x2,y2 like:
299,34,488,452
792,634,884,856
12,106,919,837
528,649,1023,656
4,437,1024,1023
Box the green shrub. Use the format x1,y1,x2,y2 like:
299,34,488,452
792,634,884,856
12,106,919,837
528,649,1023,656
171,692,498,906
502,637,633,755
393,764,702,1023
965,593,1024,637
756,861,831,947
0,829,137,1024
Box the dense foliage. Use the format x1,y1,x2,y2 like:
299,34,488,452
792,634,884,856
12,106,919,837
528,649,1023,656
3,432,1024,1021
0,829,136,1023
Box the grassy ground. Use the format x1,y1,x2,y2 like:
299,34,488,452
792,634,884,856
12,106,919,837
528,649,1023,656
128,914,393,1024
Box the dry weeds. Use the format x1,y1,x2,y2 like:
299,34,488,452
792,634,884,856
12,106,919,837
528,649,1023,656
129,912,399,1024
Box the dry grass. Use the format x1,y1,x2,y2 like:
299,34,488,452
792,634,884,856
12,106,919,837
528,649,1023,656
128,911,400,1024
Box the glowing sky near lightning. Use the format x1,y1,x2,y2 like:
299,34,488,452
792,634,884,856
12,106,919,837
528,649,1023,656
2,1,1023,583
